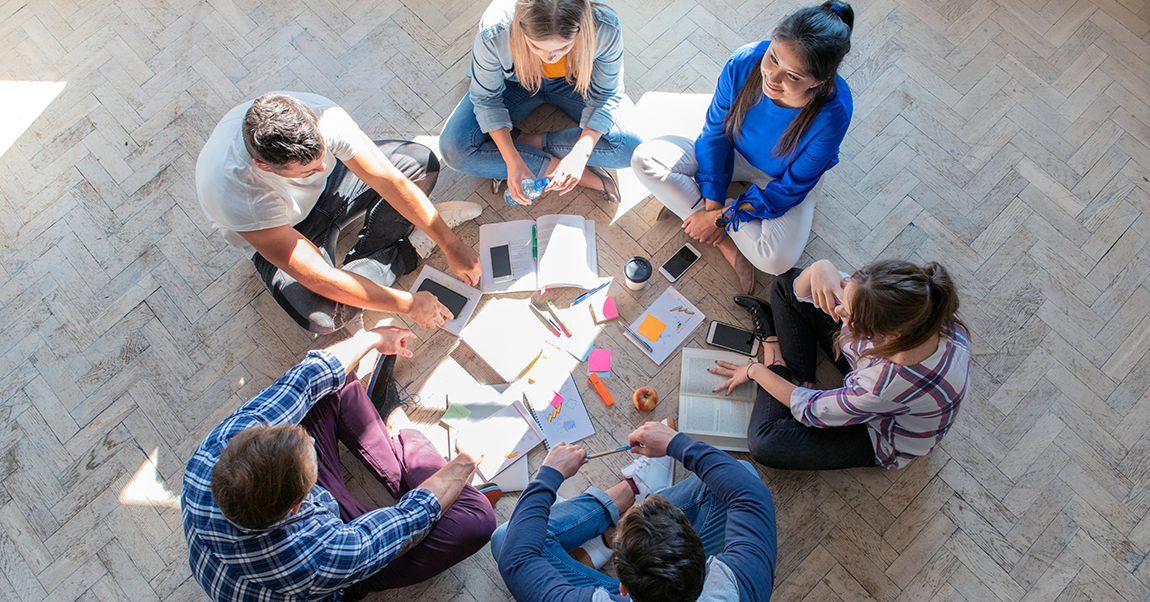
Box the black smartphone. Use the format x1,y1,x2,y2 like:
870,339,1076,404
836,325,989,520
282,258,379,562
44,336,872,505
490,243,513,283
706,321,760,356
417,279,469,319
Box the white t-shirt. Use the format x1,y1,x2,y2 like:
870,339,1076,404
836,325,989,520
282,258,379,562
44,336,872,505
196,92,377,250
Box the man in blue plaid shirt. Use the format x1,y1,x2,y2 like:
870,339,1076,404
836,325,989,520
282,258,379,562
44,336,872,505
182,326,496,601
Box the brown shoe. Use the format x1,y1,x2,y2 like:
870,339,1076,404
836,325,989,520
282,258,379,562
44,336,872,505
734,253,756,296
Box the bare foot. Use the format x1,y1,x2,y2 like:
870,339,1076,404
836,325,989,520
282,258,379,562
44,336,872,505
385,406,411,436
718,238,755,295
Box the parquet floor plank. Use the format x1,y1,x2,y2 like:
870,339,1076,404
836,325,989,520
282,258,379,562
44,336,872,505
1,0,1148,599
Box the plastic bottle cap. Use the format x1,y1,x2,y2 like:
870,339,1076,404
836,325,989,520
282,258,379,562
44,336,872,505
624,256,652,283
535,177,551,188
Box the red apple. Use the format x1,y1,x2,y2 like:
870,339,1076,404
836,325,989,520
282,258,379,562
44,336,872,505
633,386,658,412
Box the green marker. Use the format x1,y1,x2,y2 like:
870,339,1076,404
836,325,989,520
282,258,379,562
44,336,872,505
532,224,538,259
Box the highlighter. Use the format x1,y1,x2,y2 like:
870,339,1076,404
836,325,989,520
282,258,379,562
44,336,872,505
589,372,615,406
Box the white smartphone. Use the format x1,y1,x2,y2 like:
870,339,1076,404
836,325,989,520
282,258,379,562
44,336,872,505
706,321,760,356
490,242,514,284
659,243,701,282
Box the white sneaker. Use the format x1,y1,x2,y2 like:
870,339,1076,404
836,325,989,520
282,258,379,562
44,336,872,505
622,455,674,502
409,201,483,259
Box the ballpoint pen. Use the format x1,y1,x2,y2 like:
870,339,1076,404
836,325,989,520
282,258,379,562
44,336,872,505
545,300,572,337
620,321,654,352
529,303,561,336
572,281,609,305
587,445,632,459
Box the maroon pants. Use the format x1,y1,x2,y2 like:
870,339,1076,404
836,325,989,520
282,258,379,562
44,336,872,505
299,375,495,596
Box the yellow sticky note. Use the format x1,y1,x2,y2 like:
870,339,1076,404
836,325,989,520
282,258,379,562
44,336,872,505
637,314,666,341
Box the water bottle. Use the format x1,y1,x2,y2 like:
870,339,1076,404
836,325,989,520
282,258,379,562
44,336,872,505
504,177,551,206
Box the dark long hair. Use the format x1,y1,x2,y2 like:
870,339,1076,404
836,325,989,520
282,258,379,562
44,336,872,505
839,259,964,360
723,1,853,158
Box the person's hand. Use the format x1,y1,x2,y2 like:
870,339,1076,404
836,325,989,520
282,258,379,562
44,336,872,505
506,157,537,205
444,240,481,287
808,259,846,318
409,290,450,330
367,325,417,358
683,209,725,246
452,434,484,469
710,358,755,396
627,422,678,458
547,149,590,195
542,442,588,479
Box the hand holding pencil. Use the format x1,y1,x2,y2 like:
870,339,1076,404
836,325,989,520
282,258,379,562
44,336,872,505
541,442,588,479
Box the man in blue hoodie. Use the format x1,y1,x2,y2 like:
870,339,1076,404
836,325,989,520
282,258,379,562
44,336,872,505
494,421,777,602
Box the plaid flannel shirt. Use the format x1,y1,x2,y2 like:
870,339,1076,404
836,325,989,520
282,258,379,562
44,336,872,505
790,323,970,468
181,350,441,601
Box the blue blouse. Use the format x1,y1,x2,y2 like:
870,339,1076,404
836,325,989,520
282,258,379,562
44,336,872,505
695,41,853,227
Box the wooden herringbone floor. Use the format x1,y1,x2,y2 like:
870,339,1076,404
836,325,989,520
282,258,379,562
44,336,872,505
2,0,1150,600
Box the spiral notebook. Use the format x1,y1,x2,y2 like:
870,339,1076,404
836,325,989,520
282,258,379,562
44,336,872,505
506,369,596,449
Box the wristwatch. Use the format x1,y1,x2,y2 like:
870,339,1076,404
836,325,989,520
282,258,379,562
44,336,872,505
714,211,730,229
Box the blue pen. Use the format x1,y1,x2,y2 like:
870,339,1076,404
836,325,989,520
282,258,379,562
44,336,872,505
572,281,609,305
587,445,632,459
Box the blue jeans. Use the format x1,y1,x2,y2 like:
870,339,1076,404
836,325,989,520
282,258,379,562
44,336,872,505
490,461,757,591
439,79,641,179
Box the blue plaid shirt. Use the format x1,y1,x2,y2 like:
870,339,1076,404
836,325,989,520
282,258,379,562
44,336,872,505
181,350,442,601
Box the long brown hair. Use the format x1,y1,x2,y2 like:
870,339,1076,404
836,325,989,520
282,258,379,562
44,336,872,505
723,1,853,158
509,0,599,96
838,259,964,361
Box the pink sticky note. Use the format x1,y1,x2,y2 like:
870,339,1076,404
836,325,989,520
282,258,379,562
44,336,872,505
601,296,618,319
594,295,618,322
550,392,564,408
588,349,612,373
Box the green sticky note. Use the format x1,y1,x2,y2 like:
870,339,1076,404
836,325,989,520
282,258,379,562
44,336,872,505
443,404,472,420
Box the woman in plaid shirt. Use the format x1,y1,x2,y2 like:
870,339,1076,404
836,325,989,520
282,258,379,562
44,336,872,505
713,258,970,469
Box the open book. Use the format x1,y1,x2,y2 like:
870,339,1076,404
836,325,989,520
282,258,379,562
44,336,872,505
479,215,599,293
677,347,758,451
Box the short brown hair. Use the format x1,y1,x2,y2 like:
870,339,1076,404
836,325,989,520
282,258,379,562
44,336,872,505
613,494,706,602
212,424,316,529
841,259,963,360
242,93,324,168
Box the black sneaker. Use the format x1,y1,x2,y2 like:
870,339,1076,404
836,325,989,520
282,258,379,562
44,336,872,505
366,354,402,419
733,295,775,341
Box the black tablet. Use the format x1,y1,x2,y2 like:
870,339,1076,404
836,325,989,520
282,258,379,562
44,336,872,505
417,279,469,319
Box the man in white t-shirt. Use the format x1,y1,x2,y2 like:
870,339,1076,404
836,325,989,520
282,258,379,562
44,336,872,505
197,92,482,334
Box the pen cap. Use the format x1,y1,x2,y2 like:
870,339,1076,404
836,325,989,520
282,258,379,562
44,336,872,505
624,256,652,290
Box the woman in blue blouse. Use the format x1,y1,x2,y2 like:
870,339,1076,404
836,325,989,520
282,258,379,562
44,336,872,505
632,1,854,294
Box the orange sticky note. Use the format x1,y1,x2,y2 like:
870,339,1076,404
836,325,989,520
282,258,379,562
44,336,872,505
636,315,666,341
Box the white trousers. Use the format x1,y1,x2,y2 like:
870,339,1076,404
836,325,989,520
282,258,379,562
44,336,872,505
631,135,818,276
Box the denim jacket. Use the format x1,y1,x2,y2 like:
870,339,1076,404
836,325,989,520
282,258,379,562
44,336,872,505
468,0,626,135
